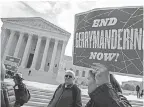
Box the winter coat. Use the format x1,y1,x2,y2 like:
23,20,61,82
48,83,82,107
85,83,132,107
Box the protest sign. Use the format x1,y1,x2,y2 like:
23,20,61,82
73,6,143,76
4,64,18,72
4,55,21,72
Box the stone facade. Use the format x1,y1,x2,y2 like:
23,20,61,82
1,17,70,84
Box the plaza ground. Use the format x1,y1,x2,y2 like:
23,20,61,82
5,78,144,102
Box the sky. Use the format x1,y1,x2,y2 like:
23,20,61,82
0,0,143,83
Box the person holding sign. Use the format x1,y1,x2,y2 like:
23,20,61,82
86,63,132,107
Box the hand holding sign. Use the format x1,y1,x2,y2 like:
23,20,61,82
88,63,110,94
91,63,110,87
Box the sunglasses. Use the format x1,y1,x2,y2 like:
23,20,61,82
65,75,72,78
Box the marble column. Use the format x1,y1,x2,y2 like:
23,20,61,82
31,36,42,70
20,34,32,68
1,28,7,58
1,28,6,45
56,41,67,82
2,30,15,62
59,41,67,63
14,32,24,57
49,39,58,72
55,41,67,74
39,37,50,71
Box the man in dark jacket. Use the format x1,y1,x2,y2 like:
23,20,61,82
48,70,82,107
86,63,131,107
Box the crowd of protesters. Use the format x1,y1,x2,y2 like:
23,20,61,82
1,62,139,107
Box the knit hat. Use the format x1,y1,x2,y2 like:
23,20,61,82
13,72,24,81
65,70,75,78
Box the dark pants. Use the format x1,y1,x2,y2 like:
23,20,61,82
137,91,140,98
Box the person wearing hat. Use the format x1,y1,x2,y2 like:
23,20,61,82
48,70,82,107
13,73,25,107
13,73,30,107
86,63,131,107
13,73,24,86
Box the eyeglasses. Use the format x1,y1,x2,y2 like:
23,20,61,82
65,75,72,78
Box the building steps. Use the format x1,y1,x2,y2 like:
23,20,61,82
5,82,143,107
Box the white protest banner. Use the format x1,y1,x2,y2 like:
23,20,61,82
4,55,21,72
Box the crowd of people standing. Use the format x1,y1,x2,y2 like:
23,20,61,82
1,62,142,107
47,63,132,107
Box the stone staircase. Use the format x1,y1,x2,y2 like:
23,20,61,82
19,68,59,85
6,84,143,107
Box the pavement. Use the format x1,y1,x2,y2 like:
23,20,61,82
4,78,144,102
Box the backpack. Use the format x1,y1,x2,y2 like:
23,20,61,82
14,83,31,106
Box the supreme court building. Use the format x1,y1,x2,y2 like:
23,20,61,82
1,17,71,84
